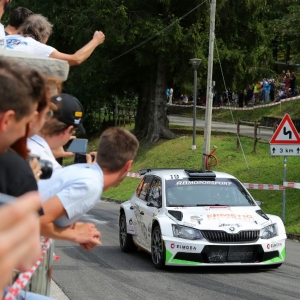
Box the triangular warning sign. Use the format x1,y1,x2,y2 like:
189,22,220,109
270,114,300,144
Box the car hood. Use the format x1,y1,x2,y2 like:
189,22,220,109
166,206,271,231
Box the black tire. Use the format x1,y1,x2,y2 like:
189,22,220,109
151,225,166,269
119,213,137,252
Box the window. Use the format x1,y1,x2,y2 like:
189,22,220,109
148,177,162,206
136,176,153,201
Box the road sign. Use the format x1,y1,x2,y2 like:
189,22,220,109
270,145,300,156
270,114,300,144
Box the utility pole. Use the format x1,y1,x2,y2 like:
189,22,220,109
202,0,216,170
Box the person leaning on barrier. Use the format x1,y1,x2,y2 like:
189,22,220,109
6,14,105,66
0,57,53,299
27,93,87,172
5,6,33,35
38,127,139,250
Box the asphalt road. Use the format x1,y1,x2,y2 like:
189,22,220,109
52,201,300,300
168,115,274,141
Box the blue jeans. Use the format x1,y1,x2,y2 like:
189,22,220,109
264,90,270,102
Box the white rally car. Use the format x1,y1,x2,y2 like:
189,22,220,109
119,169,286,269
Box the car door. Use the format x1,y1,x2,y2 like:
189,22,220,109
133,175,153,249
137,177,162,248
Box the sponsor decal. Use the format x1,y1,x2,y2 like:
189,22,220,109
190,215,203,224
129,218,133,225
176,181,232,186
207,213,254,220
267,244,270,249
204,206,230,210
176,245,197,251
128,227,135,234
219,223,241,228
173,207,186,209
270,243,282,249
75,111,82,117
170,244,197,251
229,227,235,232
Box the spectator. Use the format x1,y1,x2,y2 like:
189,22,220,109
5,6,33,35
0,58,43,153
166,88,170,102
38,127,139,250
6,14,105,66
182,95,188,103
0,0,11,48
285,74,291,91
169,87,173,104
274,88,286,102
0,192,43,297
270,79,275,102
0,56,55,299
290,72,296,95
27,93,86,172
238,90,244,107
245,84,254,105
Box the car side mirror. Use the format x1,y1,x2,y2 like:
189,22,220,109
147,199,161,208
255,201,263,206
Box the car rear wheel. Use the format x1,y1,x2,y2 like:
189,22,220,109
119,213,137,252
151,225,165,269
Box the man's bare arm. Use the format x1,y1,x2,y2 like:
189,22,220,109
40,195,101,245
50,31,105,66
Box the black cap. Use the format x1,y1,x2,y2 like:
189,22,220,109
51,93,86,135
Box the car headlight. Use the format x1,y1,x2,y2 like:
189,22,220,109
260,224,278,239
172,224,204,240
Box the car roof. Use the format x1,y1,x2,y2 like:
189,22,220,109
139,168,237,180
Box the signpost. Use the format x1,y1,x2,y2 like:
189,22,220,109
269,114,300,223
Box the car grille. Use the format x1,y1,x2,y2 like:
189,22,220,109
201,230,259,243
173,245,279,264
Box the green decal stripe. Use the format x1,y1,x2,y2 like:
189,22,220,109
165,249,173,262
263,247,286,264
263,257,282,264
171,259,201,265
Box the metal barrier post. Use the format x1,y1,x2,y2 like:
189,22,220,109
25,240,54,296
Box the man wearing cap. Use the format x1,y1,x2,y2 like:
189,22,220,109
27,93,86,171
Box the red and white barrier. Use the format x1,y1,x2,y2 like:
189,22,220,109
242,183,285,190
3,238,53,300
127,172,142,178
168,95,300,111
283,182,300,189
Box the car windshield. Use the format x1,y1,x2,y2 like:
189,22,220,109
165,178,256,207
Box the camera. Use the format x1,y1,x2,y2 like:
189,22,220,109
28,154,53,180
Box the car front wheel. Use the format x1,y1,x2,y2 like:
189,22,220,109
151,225,165,269
119,213,137,252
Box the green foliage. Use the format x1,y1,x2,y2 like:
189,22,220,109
7,0,300,136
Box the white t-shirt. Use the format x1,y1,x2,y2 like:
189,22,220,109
6,34,56,57
0,24,6,49
27,135,62,171
38,163,104,227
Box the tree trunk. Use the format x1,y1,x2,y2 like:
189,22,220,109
134,57,177,144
